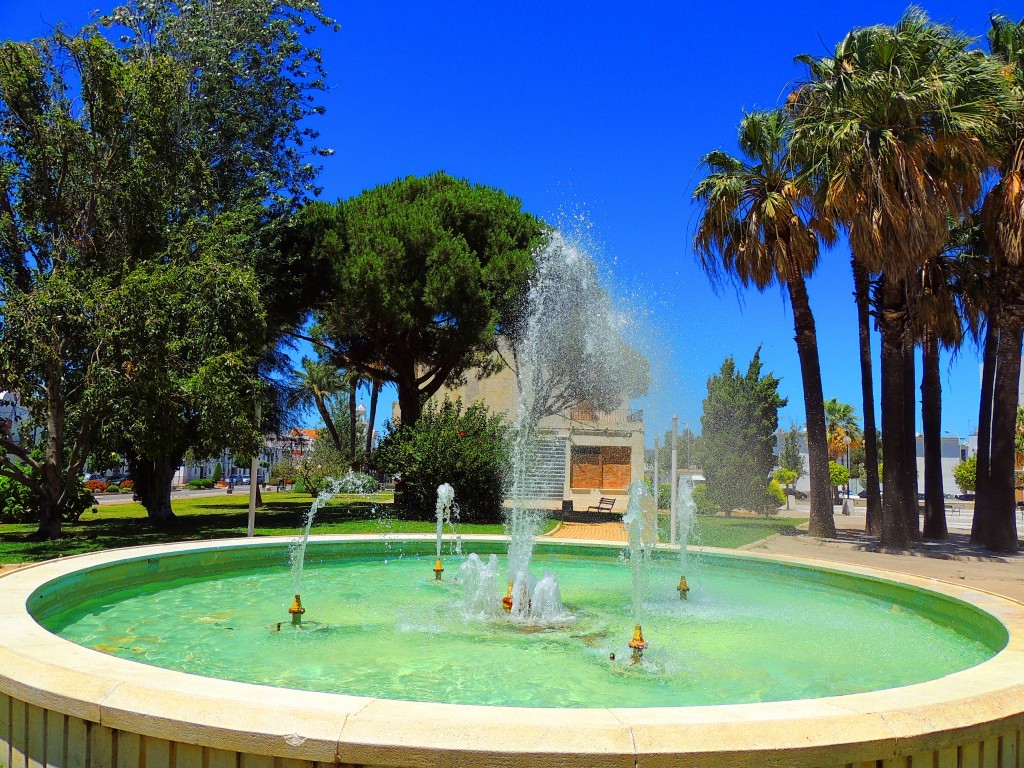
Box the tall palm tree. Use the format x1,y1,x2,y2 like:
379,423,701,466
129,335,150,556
791,9,1006,548
824,398,862,503
973,14,1024,553
287,357,346,454
694,110,837,537
850,260,882,535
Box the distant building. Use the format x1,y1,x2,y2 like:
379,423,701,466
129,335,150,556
407,349,645,512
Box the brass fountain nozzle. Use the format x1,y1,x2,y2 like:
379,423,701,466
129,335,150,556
502,581,514,613
288,594,305,626
628,624,649,664
433,557,444,581
677,575,690,600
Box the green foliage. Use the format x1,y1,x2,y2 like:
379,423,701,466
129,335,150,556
0,476,36,524
374,398,509,524
273,432,348,497
211,463,223,483
690,483,719,515
773,468,798,488
188,478,215,490
657,482,672,510
828,461,850,488
694,349,787,515
305,172,545,426
777,424,805,479
107,484,121,493
652,427,698,476
953,456,977,493
764,479,786,514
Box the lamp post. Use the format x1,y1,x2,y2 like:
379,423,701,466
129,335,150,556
842,435,853,496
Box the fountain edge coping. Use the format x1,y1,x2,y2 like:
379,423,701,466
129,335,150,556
0,534,1022,767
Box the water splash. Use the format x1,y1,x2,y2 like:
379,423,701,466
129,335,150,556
676,480,697,578
434,483,460,558
622,480,656,624
289,478,343,598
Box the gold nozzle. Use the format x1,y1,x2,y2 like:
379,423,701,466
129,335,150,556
628,624,648,664
288,594,305,625
677,575,690,600
433,557,444,580
501,581,514,613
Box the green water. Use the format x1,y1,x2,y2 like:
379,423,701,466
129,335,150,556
38,548,1003,708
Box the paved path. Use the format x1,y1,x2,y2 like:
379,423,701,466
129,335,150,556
547,521,627,541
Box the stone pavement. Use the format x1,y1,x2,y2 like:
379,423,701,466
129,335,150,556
546,520,627,541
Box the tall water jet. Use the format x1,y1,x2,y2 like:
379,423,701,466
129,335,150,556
502,231,648,622
433,483,457,579
676,479,697,599
622,480,656,660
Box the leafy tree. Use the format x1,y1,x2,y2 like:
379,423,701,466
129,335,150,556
954,457,977,495
823,399,861,460
374,398,508,524
0,31,193,538
694,110,835,537
777,424,805,482
300,172,544,428
773,468,798,510
274,431,348,497
211,462,223,483
690,483,718,515
694,349,787,515
765,479,785,515
792,9,1007,548
829,461,850,493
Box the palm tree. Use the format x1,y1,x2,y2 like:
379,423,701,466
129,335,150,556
973,14,1024,553
694,110,837,537
850,260,882,535
791,9,1006,548
287,357,346,454
824,398,862,503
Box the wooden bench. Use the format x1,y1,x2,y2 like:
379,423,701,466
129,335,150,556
586,497,616,514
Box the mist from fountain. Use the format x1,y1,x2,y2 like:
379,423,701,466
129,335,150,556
622,480,656,624
676,480,697,578
434,483,459,559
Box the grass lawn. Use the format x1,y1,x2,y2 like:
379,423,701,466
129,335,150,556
0,491,522,565
657,513,804,549
1,494,799,565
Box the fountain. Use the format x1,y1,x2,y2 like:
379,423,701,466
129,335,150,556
676,479,697,599
2,232,1023,765
432,483,457,579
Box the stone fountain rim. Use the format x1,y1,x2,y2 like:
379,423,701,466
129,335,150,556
2,533,1023,766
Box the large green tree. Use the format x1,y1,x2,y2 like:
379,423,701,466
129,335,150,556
695,349,787,515
300,172,545,428
0,32,196,538
694,110,835,537
792,9,1007,548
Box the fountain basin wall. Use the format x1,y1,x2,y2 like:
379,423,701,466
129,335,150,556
1,535,1023,768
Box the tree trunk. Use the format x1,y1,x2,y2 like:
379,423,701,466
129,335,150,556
903,341,920,540
921,335,947,539
785,260,835,537
349,383,358,471
314,395,344,454
878,275,914,548
852,260,883,536
365,380,380,462
32,488,63,541
128,453,180,524
396,369,422,428
972,322,998,543
983,317,1022,552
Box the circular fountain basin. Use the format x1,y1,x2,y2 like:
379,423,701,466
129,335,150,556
2,535,1024,767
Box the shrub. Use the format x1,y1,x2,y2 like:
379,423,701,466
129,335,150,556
120,479,134,491
374,398,508,524
691,483,718,515
107,484,121,493
85,479,108,493
657,482,672,510
953,456,976,494
0,475,36,523
188,478,215,490
211,462,223,483
763,479,785,515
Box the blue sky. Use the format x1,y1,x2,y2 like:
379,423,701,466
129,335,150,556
7,1,1009,445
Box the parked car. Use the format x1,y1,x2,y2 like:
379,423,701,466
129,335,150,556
106,473,128,485
787,489,807,500
954,492,975,501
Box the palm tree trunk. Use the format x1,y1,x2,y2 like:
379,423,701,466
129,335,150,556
983,316,1022,552
785,261,835,537
921,335,947,539
878,275,914,548
903,341,920,540
972,322,998,543
852,260,882,535
314,396,344,454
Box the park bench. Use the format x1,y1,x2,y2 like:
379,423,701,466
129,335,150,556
586,497,616,514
